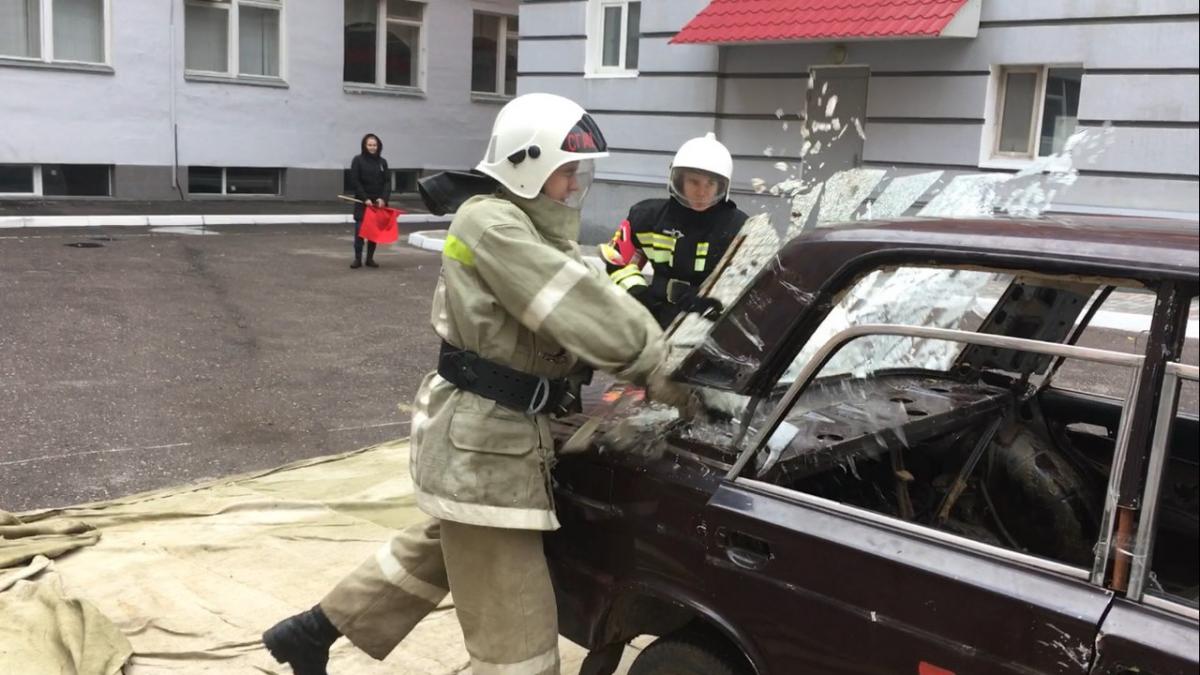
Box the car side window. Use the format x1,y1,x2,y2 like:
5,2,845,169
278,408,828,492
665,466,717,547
740,271,1153,571
1049,287,1155,401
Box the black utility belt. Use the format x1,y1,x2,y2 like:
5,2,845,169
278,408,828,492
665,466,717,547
437,341,574,415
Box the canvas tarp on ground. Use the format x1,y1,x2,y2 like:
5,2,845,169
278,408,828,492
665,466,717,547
0,439,623,674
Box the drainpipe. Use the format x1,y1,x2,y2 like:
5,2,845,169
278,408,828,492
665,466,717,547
169,0,183,200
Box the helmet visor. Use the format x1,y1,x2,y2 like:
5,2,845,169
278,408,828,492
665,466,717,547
669,167,729,211
546,159,596,210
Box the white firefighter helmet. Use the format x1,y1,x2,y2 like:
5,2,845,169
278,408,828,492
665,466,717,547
475,92,609,206
668,132,733,211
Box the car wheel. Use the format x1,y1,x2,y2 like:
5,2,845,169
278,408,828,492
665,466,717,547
628,630,752,675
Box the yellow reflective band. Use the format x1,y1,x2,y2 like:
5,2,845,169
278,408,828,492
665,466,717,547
443,234,475,267
636,232,676,251
620,275,649,290
696,242,710,255
644,249,672,264
610,264,642,284
694,257,707,272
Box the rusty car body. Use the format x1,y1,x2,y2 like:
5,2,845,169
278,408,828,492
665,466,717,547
547,216,1199,675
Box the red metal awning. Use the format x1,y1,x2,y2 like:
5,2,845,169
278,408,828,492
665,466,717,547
671,0,980,45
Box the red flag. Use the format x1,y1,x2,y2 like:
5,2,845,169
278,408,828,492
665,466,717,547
359,205,403,244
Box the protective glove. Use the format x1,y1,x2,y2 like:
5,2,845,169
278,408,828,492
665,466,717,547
644,363,700,415
680,294,724,320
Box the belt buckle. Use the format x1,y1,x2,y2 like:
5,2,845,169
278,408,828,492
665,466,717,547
526,377,551,415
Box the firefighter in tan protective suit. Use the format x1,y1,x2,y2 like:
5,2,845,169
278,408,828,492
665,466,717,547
262,93,693,675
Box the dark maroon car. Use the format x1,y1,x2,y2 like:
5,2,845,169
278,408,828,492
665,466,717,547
547,217,1199,675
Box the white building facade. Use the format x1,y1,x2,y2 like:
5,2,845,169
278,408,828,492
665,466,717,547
1,0,519,206
518,0,1200,242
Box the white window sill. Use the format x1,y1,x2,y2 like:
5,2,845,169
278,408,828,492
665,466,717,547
584,69,639,79
470,91,515,103
185,72,289,88
0,56,113,74
343,83,426,98
979,155,1073,173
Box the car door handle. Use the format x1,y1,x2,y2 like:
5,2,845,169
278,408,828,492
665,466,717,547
726,546,771,570
718,529,773,570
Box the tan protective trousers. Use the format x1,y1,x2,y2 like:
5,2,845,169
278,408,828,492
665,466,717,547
320,518,560,675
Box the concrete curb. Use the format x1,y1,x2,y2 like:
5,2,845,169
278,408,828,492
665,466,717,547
0,213,453,229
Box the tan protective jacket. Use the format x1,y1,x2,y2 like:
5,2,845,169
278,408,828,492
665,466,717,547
410,191,666,530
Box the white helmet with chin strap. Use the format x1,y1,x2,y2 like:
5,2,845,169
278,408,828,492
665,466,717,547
475,93,609,207
669,132,733,211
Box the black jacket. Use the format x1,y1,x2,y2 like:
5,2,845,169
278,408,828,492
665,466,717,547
601,197,748,326
350,141,390,220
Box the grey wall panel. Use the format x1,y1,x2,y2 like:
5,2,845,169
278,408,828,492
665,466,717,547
519,39,585,72
641,0,709,35
862,122,984,167
284,169,341,201
1056,174,1199,215
637,36,719,72
866,76,990,119
721,21,1200,74
113,166,181,201
593,113,715,153
718,77,808,116
1082,126,1199,176
1078,74,1200,122
980,0,1199,22
0,0,513,175
520,75,718,112
716,118,809,161
521,0,587,37
598,150,673,184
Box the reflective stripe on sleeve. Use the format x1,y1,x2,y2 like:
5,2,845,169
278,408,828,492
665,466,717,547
521,259,590,332
443,234,475,267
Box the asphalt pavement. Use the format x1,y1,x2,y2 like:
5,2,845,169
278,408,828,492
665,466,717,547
1,224,443,511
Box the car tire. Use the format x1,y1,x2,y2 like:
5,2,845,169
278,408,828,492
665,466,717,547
628,630,752,675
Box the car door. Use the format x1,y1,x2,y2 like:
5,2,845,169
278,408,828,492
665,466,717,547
703,478,1112,675
697,316,1151,675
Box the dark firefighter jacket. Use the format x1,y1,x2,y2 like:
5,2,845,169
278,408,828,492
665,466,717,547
601,197,748,327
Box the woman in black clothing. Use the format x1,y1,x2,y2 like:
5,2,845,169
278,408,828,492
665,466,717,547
349,133,391,268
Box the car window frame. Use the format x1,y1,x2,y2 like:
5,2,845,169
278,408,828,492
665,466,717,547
1126,360,1200,621
724,322,1145,582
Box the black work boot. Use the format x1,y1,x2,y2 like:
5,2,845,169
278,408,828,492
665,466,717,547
364,258,378,268
262,604,341,675
350,259,362,269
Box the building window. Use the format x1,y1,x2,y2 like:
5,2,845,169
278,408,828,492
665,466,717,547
0,0,107,64
344,0,424,90
471,12,517,96
586,0,639,76
184,0,283,78
992,66,1082,159
189,167,282,195
0,164,111,196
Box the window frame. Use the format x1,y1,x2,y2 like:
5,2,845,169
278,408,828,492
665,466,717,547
725,323,1145,583
0,0,111,69
0,164,112,198
585,0,639,79
343,0,426,94
183,0,286,83
187,166,283,196
1125,360,1200,621
979,63,1082,171
469,11,517,98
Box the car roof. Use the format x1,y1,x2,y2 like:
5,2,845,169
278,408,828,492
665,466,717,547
788,215,1199,282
